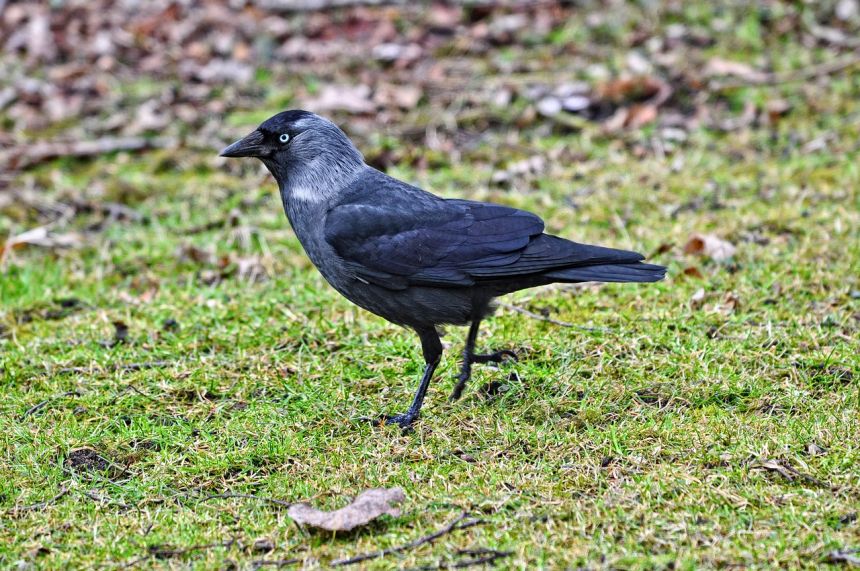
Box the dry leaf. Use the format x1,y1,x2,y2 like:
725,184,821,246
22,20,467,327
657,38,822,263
176,244,216,265
683,266,704,279
1,225,82,256
625,103,658,129
653,242,674,255
703,58,764,81
596,76,670,105
690,288,706,309
750,458,829,488
751,458,797,481
371,43,422,63
684,233,736,261
373,83,422,110
806,442,828,457
303,84,375,114
287,487,404,532
536,96,562,116
715,291,741,314
764,99,791,124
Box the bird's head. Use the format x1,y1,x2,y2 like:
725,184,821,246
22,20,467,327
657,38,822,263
220,110,364,201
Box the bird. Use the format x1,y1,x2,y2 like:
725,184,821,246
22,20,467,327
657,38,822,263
220,110,665,428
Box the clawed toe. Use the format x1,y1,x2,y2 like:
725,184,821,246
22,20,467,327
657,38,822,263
471,349,518,365
369,413,417,431
449,376,469,402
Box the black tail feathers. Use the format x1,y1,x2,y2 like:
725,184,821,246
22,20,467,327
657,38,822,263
544,262,666,283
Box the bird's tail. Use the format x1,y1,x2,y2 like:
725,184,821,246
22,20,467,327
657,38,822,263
543,262,666,283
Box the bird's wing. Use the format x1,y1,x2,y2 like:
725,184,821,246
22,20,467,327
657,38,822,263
325,191,644,290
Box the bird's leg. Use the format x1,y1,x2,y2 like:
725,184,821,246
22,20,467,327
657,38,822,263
381,327,442,429
450,320,517,401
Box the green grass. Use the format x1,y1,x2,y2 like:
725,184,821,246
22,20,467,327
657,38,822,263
2,3,860,569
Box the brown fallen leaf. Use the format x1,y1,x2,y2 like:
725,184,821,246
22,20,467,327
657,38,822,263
683,266,704,279
625,103,658,129
689,288,706,309
750,458,830,488
1,226,82,260
373,83,423,110
287,488,404,532
715,291,741,315
596,76,671,106
703,57,765,82
684,233,736,261
652,242,674,256
303,84,375,114
764,99,792,125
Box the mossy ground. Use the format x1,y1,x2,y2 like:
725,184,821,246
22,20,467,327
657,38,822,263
2,2,859,569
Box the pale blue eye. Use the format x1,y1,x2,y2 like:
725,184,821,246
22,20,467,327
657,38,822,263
279,133,290,143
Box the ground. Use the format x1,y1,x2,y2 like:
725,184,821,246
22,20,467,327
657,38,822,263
1,1,859,569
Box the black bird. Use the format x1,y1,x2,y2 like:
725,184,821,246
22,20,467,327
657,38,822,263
221,110,665,428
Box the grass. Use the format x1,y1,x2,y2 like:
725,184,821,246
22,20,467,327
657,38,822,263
2,3,860,569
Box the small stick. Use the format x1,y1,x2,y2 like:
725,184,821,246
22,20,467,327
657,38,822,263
0,136,175,171
20,390,78,419
250,558,302,569
411,548,513,570
81,489,132,510
125,383,160,402
709,54,860,91
7,486,68,515
148,538,236,558
331,512,483,566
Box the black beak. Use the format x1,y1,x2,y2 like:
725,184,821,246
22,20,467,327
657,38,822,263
219,129,266,158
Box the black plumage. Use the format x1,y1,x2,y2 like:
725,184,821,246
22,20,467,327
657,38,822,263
221,110,665,427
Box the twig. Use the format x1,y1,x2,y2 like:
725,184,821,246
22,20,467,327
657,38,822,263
66,199,147,224
0,136,175,171
148,538,237,559
54,361,171,376
498,303,608,332
750,458,834,490
331,512,483,566
117,539,238,568
199,492,293,509
250,558,302,569
118,555,149,569
125,383,160,402
826,549,860,567
258,0,553,12
709,53,860,91
804,12,860,50
258,0,406,11
81,489,132,510
409,548,513,570
6,486,68,515
20,390,78,419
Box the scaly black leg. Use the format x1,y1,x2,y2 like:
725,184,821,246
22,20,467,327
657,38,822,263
449,320,517,401
380,327,442,429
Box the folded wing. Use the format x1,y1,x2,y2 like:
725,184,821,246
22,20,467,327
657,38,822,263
324,191,661,290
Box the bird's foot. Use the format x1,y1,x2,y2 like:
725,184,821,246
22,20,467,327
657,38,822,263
449,349,518,401
365,412,418,431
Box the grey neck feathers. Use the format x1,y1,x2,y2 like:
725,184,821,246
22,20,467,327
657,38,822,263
263,130,364,208
261,126,365,228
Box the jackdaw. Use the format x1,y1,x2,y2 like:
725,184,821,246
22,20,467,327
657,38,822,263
221,110,665,428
